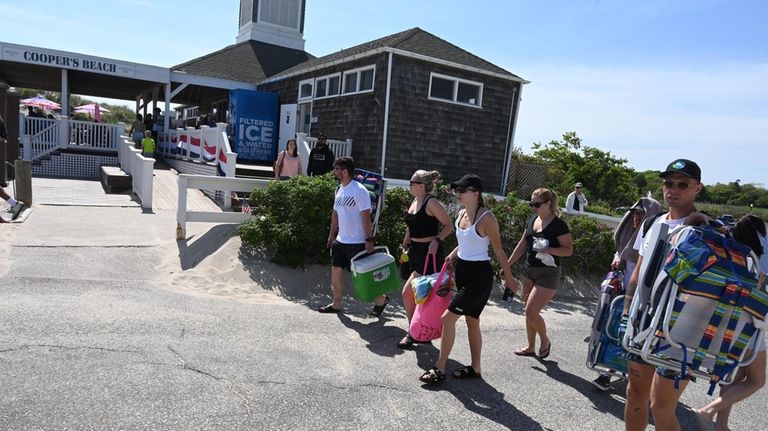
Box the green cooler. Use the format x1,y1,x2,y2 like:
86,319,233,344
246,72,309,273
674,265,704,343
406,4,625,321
350,246,399,301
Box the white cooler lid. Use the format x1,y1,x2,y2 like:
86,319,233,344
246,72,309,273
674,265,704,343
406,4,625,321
352,252,395,273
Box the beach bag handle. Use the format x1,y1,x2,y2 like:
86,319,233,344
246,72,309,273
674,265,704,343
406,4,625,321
422,252,437,276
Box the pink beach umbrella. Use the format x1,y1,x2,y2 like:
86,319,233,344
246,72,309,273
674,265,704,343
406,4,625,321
20,95,61,110
74,103,110,120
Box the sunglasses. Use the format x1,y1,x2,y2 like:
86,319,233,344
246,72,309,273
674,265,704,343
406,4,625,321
409,180,422,185
529,201,547,208
662,180,692,190
453,187,476,194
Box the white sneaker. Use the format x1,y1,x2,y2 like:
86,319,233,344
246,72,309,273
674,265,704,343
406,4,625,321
9,201,24,220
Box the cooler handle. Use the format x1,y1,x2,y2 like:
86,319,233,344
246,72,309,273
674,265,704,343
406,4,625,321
350,246,391,277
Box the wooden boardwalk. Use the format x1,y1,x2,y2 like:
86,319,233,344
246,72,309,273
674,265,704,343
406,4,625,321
151,163,221,212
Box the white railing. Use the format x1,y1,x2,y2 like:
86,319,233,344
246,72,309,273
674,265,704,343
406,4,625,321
118,137,154,209
176,174,269,239
157,123,237,185
69,119,123,149
22,117,62,161
296,132,352,175
22,117,124,162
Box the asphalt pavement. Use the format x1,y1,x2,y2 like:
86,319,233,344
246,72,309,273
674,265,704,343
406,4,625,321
0,182,765,430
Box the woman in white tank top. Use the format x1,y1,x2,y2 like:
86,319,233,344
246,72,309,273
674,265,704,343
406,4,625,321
419,174,519,384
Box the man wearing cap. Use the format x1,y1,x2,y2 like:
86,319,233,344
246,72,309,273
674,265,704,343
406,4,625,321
306,133,335,176
565,182,588,214
623,158,704,431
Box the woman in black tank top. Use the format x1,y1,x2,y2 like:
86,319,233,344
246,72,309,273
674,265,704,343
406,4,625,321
397,170,454,349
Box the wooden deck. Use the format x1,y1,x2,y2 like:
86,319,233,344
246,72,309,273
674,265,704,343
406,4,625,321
151,163,221,212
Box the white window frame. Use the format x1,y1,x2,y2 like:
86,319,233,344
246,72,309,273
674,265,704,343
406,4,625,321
428,72,484,108
341,65,376,96
298,78,314,101
314,72,342,99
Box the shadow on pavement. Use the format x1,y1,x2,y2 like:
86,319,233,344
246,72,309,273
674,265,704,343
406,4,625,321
532,359,626,420
421,370,544,430
177,224,238,270
336,313,406,358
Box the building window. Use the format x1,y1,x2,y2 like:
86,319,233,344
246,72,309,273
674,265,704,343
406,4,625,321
315,73,341,99
428,73,483,108
298,78,314,100
342,65,375,95
259,0,301,31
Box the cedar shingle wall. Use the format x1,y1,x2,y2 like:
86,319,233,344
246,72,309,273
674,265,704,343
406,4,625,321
258,53,521,193
386,56,518,193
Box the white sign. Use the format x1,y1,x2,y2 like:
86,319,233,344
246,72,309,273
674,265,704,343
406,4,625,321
1,46,135,78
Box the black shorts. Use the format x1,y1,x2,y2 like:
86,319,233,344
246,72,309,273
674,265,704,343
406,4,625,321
408,242,445,275
448,259,493,319
331,241,366,270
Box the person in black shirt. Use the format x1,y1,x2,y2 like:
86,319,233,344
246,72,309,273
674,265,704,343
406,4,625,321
507,187,573,359
306,133,334,176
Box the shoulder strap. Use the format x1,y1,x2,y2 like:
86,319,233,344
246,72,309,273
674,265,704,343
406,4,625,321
419,195,433,213
642,211,667,237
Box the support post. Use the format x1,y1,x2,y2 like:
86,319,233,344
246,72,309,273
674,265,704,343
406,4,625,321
14,159,32,206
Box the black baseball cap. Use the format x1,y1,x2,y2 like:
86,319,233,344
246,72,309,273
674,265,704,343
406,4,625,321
450,174,483,192
659,159,701,182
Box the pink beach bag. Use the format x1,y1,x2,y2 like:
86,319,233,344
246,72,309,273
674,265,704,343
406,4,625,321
409,260,454,342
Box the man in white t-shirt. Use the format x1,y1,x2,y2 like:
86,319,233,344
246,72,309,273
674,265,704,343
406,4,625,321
317,156,389,315
623,158,704,431
565,182,588,214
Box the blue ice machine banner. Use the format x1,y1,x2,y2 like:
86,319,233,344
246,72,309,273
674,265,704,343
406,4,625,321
229,89,279,162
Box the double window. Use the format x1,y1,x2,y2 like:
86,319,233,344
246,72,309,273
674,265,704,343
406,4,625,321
342,66,375,95
428,73,483,108
315,73,341,99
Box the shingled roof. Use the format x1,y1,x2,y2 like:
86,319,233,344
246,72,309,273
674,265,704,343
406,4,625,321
269,27,523,81
172,40,314,83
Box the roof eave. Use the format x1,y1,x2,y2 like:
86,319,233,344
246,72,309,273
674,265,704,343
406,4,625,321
261,47,528,85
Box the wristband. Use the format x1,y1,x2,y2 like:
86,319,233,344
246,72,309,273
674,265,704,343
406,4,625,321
433,237,442,244
365,237,374,242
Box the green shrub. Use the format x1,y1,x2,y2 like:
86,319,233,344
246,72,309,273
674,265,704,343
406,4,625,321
560,214,615,274
237,174,337,266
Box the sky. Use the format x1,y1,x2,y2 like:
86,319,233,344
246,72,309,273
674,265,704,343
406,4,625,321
0,0,766,185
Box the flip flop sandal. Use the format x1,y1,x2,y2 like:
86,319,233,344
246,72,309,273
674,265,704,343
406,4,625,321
453,365,482,379
370,296,390,317
538,342,552,359
419,367,445,384
514,348,537,357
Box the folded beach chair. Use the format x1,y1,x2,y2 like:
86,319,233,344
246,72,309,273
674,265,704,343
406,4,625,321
625,225,767,394
353,168,387,237
586,270,628,378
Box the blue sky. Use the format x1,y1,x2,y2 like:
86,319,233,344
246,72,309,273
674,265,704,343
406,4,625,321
0,0,765,185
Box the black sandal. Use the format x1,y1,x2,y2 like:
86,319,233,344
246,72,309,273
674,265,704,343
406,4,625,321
419,367,445,383
370,296,390,317
453,365,482,379
397,335,416,349
317,305,341,314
